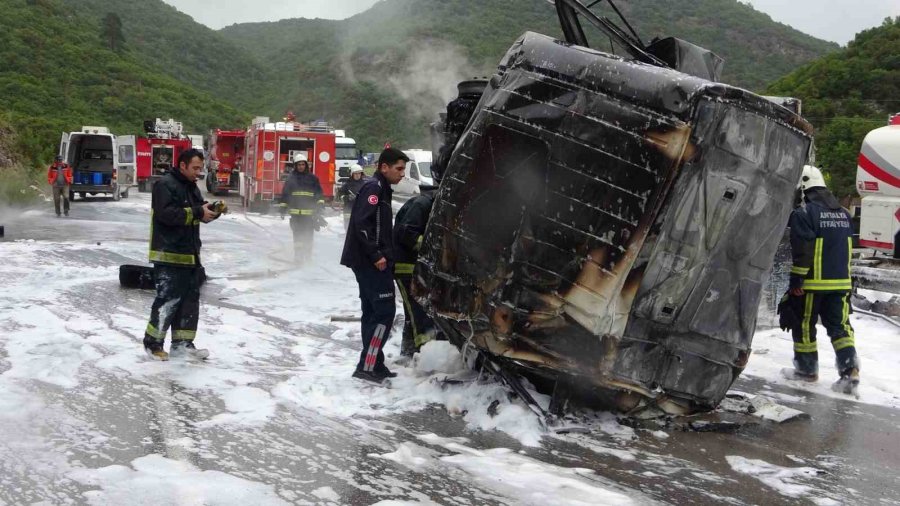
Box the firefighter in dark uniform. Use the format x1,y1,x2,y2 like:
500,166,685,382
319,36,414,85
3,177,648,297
337,164,368,230
340,148,408,383
143,149,220,361
393,185,439,358
279,153,324,264
785,165,860,393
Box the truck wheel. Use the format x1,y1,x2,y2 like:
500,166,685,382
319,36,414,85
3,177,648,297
113,186,121,201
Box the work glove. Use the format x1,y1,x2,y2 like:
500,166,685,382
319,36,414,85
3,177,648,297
777,291,801,333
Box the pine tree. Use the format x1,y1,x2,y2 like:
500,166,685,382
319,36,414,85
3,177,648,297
100,13,125,52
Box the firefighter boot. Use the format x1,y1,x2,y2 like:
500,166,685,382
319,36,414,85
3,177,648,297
143,337,169,361
170,341,210,360
833,368,860,396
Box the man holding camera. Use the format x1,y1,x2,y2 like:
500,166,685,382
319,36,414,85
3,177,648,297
143,149,220,361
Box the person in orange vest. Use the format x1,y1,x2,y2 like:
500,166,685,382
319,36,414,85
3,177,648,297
47,155,73,217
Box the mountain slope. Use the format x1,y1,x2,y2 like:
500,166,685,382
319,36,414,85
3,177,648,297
221,0,837,150
60,0,276,113
0,0,249,172
767,17,900,197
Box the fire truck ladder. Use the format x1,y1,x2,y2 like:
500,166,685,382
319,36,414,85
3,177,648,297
261,128,278,202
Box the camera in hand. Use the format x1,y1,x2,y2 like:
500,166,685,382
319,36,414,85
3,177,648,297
210,201,228,214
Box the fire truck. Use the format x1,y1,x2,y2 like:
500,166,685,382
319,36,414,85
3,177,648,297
136,118,193,192
857,113,900,258
239,117,337,211
207,129,246,195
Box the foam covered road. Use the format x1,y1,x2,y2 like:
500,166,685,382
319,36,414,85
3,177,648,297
0,192,897,505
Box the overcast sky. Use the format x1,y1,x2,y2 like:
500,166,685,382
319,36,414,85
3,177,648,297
162,0,899,45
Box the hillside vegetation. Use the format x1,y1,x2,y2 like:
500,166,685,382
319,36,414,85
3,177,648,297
221,0,836,150
0,0,250,201
768,17,900,197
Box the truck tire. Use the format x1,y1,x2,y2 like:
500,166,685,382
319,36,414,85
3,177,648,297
113,185,121,201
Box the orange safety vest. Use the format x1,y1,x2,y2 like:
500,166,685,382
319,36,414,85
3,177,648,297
47,163,73,185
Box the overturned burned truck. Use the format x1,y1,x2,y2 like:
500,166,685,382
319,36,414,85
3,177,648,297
414,0,814,416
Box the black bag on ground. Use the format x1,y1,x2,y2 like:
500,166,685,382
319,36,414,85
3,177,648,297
119,264,206,289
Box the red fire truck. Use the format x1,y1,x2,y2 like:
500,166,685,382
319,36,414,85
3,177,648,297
239,117,337,211
207,129,246,195
136,118,193,192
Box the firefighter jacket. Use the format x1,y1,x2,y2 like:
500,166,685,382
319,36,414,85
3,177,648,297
149,169,205,267
341,172,394,268
393,188,437,276
47,163,73,186
337,177,368,211
789,187,853,292
280,170,324,216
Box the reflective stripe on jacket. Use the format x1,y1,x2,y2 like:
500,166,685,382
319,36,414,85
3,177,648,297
279,171,323,216
149,170,204,267
789,189,853,292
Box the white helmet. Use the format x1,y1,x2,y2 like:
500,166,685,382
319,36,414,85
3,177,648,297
798,165,827,191
350,164,364,175
292,153,308,164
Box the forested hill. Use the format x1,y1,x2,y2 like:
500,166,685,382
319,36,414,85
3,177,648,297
219,0,837,150
0,0,249,174
0,0,840,189
767,17,900,198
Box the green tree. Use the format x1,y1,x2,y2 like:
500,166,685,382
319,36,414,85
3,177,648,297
100,12,125,52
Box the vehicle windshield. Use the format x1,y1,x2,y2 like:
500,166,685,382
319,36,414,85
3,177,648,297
336,146,357,160
417,161,432,178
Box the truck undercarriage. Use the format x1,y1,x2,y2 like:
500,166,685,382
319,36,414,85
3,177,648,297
414,0,814,417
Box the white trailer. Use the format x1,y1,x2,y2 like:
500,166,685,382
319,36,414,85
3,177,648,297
857,115,900,258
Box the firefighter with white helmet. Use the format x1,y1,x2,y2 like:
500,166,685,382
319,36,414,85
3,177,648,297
337,163,368,229
780,164,860,395
278,152,324,264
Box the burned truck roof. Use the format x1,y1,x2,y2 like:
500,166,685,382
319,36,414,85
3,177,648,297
415,30,814,415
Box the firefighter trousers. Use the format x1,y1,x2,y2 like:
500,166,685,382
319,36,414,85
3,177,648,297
289,216,314,263
394,273,435,356
352,265,396,374
144,265,203,345
790,291,858,375
52,185,70,215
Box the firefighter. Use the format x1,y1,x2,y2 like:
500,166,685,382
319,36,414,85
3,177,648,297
340,147,408,383
143,149,220,361
47,155,73,217
784,165,859,394
337,164,367,229
393,184,439,358
279,153,324,264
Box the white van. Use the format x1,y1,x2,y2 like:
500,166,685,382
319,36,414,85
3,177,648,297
393,149,434,195
59,126,135,200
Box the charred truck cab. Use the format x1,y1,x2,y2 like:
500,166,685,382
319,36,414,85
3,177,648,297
59,126,134,201
415,0,814,416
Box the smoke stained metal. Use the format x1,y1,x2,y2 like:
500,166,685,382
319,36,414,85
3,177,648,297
417,0,814,416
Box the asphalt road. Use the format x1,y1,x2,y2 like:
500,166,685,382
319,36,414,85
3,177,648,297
0,189,897,505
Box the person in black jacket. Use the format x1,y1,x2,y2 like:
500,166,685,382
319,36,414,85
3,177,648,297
393,186,438,357
337,164,367,230
279,153,324,264
143,149,220,361
784,165,859,394
340,147,408,383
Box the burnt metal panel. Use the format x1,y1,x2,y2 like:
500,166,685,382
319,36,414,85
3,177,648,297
415,32,813,414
